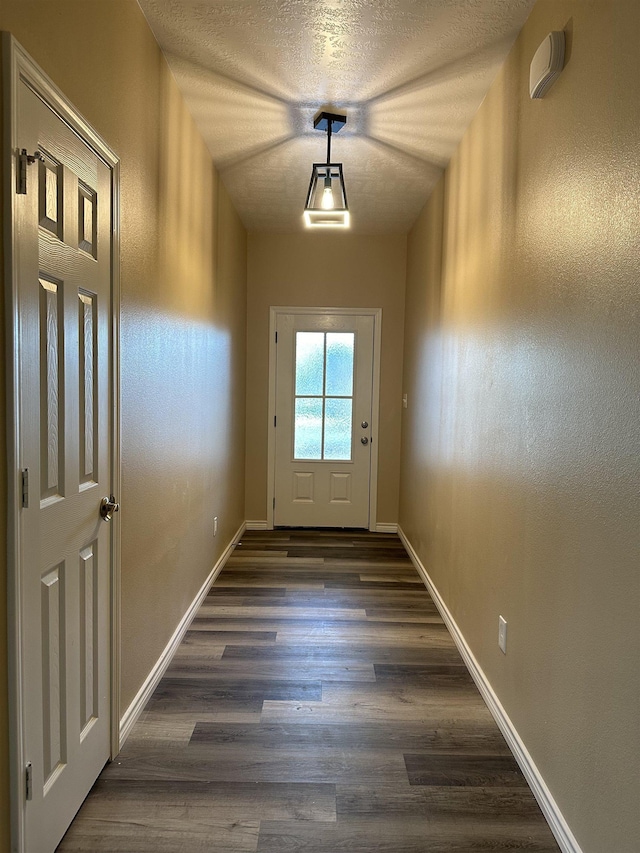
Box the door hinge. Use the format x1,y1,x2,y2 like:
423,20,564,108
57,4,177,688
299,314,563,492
25,762,33,801
273,497,276,510
274,415,277,427
21,468,29,508
275,331,278,343
17,149,44,195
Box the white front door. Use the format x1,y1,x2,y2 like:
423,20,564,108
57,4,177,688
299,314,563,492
273,311,376,528
15,77,113,852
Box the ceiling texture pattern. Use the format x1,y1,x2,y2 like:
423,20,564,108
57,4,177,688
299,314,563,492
138,0,536,233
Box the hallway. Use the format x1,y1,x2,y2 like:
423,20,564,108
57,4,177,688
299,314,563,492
57,530,560,852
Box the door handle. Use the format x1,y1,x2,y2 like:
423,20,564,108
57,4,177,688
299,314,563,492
100,495,120,522
361,436,369,445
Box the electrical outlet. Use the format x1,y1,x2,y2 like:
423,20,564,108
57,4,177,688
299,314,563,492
213,516,218,537
498,615,507,654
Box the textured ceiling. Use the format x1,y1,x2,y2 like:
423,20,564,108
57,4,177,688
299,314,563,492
137,0,536,233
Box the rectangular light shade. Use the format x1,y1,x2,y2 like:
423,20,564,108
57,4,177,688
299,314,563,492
304,163,349,228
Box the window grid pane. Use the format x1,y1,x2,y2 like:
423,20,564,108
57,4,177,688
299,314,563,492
295,332,325,395
294,397,323,459
324,398,353,460
326,333,354,396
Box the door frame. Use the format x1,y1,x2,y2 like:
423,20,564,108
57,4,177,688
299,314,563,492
2,34,121,852
267,306,382,531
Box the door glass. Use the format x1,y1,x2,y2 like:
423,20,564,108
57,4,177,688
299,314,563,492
294,397,323,459
325,333,354,395
294,331,354,461
295,332,324,395
324,398,352,459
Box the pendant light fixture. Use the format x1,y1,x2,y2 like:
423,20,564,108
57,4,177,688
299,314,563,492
303,111,350,228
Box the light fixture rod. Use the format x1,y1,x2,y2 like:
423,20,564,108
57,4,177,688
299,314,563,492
326,119,332,164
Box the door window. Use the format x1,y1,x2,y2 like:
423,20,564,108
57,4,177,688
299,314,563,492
294,331,354,460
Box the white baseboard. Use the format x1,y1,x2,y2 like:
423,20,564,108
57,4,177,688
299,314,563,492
245,520,268,530
374,522,398,533
118,520,246,747
397,525,583,853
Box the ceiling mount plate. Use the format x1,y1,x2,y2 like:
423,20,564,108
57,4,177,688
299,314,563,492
313,111,347,132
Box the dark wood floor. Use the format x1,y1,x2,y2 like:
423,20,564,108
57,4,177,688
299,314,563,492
58,529,561,852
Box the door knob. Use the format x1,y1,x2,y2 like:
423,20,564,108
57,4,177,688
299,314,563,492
100,495,120,522
361,436,369,445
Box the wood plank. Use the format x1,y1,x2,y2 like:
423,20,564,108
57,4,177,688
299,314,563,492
284,548,408,560
166,659,377,683
225,546,288,557
261,699,492,726
138,709,263,726
219,569,362,582
196,605,369,620
336,784,550,820
373,663,474,686
221,644,464,664
59,818,259,852
190,722,512,754
207,587,287,597
324,579,425,589
146,676,322,710
224,556,324,565
181,629,277,644
256,818,561,852
404,753,529,787
364,610,445,623
217,589,437,606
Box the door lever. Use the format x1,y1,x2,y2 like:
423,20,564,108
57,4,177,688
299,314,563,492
100,495,120,522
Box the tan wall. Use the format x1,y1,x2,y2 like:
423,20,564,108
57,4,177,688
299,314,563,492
0,2,247,847
246,232,406,526
0,58,8,851
399,1,640,851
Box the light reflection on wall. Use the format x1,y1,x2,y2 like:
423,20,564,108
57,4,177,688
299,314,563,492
121,305,233,556
419,323,639,494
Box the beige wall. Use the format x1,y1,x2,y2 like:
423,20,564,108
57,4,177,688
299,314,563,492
0,60,8,850
246,233,406,526
0,2,247,847
400,1,640,851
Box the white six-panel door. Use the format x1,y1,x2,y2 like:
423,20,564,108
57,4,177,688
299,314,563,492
273,312,375,528
15,76,113,852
